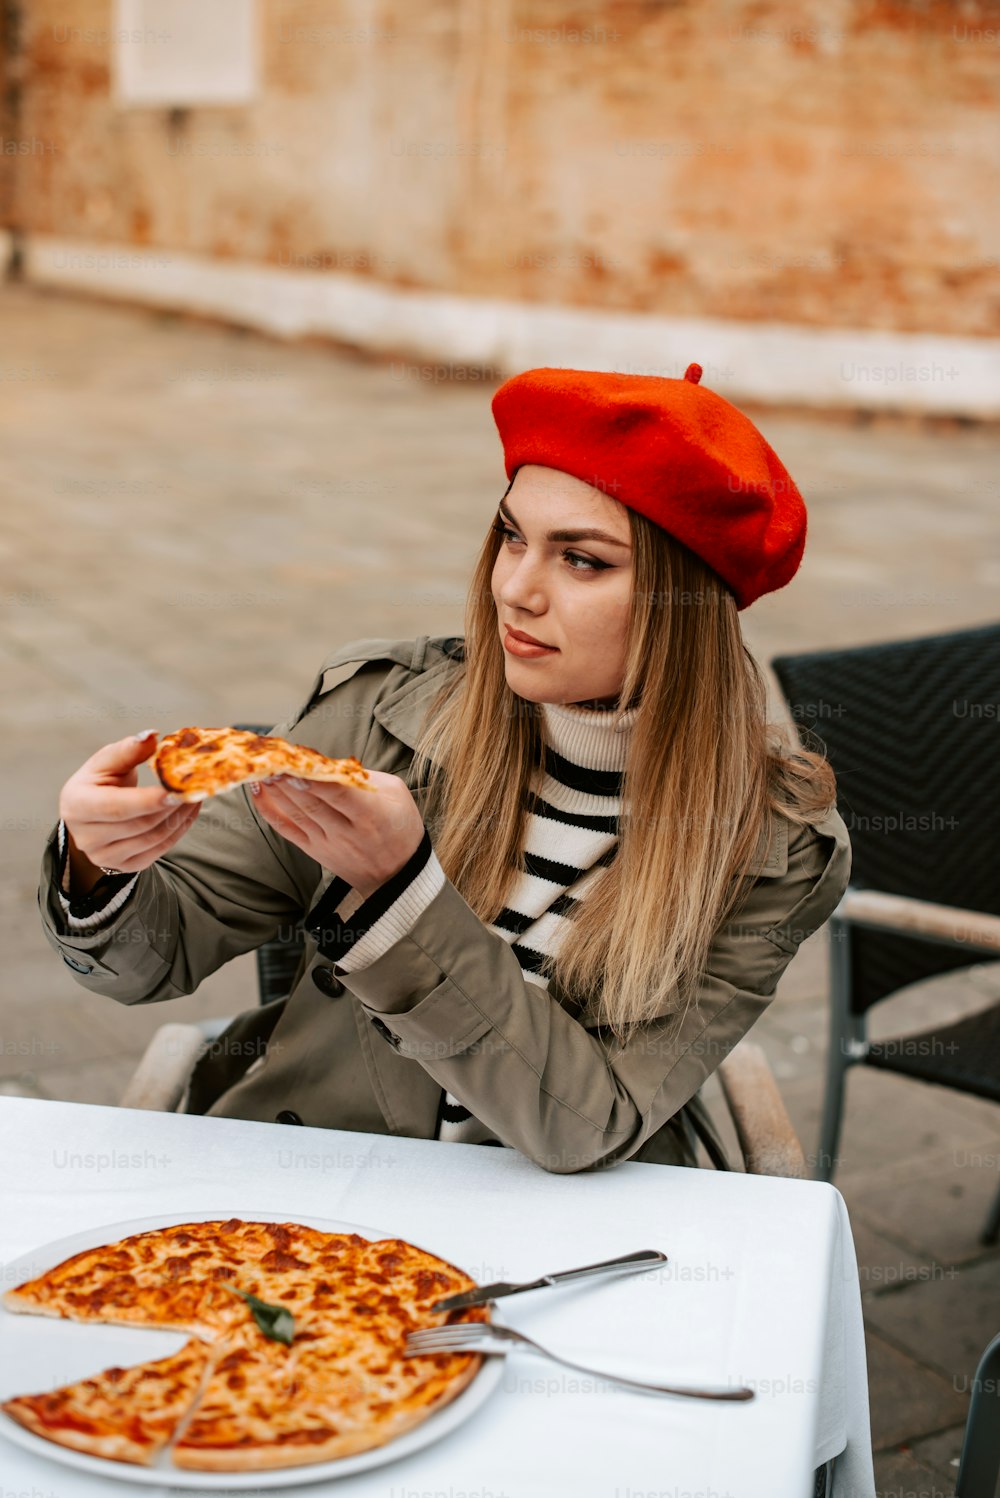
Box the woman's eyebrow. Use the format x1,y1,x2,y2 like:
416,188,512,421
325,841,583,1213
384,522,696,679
498,499,631,549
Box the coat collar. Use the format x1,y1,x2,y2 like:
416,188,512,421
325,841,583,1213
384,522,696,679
751,816,788,877
372,653,459,766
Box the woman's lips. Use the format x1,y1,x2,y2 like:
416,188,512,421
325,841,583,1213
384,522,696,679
504,626,558,659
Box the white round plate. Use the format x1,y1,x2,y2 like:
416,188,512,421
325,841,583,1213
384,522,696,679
0,1209,504,1489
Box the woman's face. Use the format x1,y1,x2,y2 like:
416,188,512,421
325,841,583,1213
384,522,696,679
490,464,633,707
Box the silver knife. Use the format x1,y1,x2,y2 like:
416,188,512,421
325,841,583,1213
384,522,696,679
432,1249,667,1312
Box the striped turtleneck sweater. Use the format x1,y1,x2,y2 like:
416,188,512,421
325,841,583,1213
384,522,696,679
54,700,634,1146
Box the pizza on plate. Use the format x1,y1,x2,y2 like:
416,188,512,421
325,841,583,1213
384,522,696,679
1,1219,488,1472
152,726,373,802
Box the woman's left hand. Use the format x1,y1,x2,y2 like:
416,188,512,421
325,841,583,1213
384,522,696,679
250,772,426,899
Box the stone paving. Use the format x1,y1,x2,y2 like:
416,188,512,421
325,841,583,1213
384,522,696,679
1,283,998,1497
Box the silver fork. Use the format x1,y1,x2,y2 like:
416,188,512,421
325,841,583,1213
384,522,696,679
404,1323,754,1402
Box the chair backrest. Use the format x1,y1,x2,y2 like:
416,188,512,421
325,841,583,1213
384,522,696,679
772,622,1000,1016
255,925,307,1006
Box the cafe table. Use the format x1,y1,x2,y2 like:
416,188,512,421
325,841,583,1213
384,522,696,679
0,1096,875,1498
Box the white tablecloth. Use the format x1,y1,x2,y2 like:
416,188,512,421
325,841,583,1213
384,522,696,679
0,1097,875,1498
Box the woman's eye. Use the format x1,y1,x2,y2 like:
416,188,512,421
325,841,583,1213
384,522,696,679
494,519,609,573
564,551,610,572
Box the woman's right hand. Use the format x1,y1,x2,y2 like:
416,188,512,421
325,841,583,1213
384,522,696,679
59,730,202,892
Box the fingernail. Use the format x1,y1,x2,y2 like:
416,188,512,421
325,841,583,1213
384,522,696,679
164,793,181,805
134,728,157,742
289,778,308,790
249,781,260,796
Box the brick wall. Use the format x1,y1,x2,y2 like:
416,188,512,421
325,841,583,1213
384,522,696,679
6,0,1000,337
0,1,17,236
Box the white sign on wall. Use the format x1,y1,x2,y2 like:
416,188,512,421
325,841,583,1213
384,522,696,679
114,0,258,107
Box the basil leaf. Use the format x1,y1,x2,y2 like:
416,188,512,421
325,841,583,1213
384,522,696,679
227,1286,295,1345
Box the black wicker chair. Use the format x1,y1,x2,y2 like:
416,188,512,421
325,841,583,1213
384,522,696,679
253,920,306,1007
772,622,1000,1243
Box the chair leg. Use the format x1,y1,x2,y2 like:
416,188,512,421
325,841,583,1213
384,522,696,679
955,1331,1000,1498
817,1058,846,1182
817,915,860,1182
982,1178,1000,1248
811,1458,833,1497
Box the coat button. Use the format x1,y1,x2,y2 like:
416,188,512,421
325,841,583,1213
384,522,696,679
62,955,93,975
370,1017,402,1051
275,1109,303,1125
312,966,344,997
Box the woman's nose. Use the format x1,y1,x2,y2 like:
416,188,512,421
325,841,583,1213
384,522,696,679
498,555,547,613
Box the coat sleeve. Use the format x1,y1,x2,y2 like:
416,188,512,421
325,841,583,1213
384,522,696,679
36,647,426,1005
332,807,852,1173
37,782,312,1005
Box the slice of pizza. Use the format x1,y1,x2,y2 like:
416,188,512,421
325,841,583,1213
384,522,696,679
2,1222,312,1342
2,1225,233,1340
152,727,374,802
1,1220,357,1340
172,1236,491,1471
1,1339,219,1466
172,1297,487,1471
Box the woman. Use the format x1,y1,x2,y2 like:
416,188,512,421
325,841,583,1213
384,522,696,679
44,364,850,1173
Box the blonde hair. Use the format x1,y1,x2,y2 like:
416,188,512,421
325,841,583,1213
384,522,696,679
411,502,835,1039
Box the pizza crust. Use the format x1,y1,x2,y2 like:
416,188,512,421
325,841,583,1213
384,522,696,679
2,1400,157,1466
152,727,374,802
170,1353,483,1470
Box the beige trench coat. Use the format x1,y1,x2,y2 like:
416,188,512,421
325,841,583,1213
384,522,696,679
39,635,851,1173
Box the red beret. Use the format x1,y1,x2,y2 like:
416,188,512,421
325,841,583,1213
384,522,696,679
491,364,806,609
